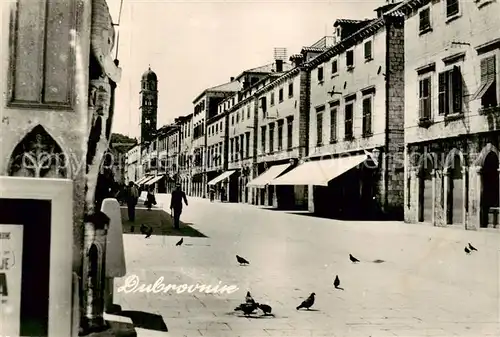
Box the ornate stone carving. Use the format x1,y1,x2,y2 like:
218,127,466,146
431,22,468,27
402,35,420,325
8,125,67,178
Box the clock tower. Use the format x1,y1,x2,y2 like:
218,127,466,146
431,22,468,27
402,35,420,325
139,67,158,146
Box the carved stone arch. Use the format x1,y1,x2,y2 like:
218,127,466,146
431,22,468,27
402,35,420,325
474,143,499,168
8,124,68,178
443,148,465,174
417,151,435,177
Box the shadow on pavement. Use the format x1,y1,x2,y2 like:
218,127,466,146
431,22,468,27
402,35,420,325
120,207,207,238
115,310,168,332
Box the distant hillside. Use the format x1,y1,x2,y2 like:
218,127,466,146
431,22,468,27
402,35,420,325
110,133,137,153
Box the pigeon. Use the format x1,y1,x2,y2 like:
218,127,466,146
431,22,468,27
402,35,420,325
258,303,273,315
296,292,315,310
464,246,471,254
236,255,250,265
245,291,255,304
140,224,153,238
240,302,259,316
176,238,183,246
468,243,478,252
349,254,360,263
333,275,344,290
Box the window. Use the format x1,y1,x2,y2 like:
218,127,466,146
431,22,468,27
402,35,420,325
231,115,234,125
332,60,338,75
261,126,266,153
241,109,245,121
261,97,267,116
288,83,294,97
216,123,218,133
345,103,354,139
364,41,373,61
346,50,354,68
438,66,463,115
279,88,284,102
230,138,234,162
235,137,239,161
446,0,459,17
316,106,325,146
245,132,250,158
236,111,240,123
239,134,244,160
270,92,275,106
277,120,284,150
362,96,373,137
287,116,293,149
329,102,338,143
318,67,324,82
471,56,497,109
419,8,431,32
269,123,275,153
247,106,251,119
419,76,432,119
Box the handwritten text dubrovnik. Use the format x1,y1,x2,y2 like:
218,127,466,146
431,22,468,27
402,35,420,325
117,275,239,295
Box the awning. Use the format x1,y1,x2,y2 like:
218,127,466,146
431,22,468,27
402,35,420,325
145,175,165,185
247,163,291,187
270,154,368,186
470,77,495,101
135,175,152,185
207,170,237,186
141,175,157,185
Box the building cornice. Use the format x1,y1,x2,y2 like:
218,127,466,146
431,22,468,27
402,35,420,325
304,2,406,70
254,67,301,97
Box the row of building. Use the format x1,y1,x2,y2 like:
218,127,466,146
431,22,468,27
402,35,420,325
127,0,500,230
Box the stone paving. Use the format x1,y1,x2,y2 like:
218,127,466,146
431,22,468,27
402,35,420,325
113,195,500,337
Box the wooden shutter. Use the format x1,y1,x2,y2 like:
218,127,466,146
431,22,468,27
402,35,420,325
452,66,462,113
438,72,448,115
364,41,372,59
419,79,425,118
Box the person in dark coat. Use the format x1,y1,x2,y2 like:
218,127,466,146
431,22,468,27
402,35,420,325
145,185,156,211
170,183,188,229
126,182,139,222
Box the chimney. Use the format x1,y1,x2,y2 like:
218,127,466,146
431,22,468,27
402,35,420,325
230,77,235,81
275,60,283,72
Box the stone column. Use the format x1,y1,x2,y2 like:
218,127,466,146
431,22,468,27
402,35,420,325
462,166,468,229
467,166,482,230
431,169,437,226
308,185,315,213
443,169,450,225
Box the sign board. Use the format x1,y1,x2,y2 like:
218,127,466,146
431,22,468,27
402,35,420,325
0,177,73,337
0,225,23,336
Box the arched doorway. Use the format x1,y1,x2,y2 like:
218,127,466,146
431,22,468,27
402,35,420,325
418,154,434,222
481,152,499,228
446,151,464,225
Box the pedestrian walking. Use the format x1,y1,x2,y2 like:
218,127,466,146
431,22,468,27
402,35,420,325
170,183,188,230
145,185,157,211
126,181,139,222
220,186,226,202
209,186,215,202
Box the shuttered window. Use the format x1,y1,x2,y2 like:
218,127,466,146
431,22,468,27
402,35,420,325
438,66,463,115
419,77,432,119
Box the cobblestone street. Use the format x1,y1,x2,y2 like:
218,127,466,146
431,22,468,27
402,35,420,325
112,195,500,337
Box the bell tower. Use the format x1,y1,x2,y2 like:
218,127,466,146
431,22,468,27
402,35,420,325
140,67,158,146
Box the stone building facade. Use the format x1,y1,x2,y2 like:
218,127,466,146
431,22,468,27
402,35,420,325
403,0,500,230
273,5,406,220
1,0,124,332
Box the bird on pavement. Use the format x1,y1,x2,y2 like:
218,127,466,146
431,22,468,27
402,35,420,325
333,275,344,290
176,238,183,246
464,246,471,254
140,224,153,238
240,302,259,316
349,254,360,263
236,255,250,265
468,243,478,252
296,292,315,310
258,303,273,315
245,291,255,304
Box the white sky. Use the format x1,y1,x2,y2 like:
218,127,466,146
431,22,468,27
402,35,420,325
107,0,387,138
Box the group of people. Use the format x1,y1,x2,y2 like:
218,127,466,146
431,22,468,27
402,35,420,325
208,185,226,202
122,181,188,230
